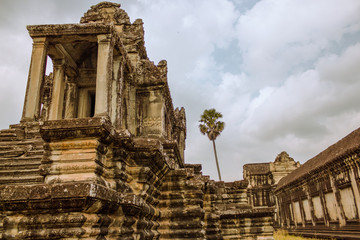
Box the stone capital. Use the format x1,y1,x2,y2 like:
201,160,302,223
52,58,65,67
32,36,48,48
97,34,112,44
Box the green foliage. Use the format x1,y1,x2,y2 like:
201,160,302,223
199,108,225,141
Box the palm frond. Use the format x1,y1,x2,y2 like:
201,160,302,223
199,108,225,141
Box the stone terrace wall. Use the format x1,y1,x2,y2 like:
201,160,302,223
0,121,274,239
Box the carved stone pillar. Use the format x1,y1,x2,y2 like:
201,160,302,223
305,185,316,226
48,58,65,120
64,79,78,119
95,34,113,117
298,196,306,227
329,174,346,226
21,37,48,122
290,200,297,227
349,166,360,217
319,190,330,226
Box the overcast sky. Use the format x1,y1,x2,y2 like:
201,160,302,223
1,0,360,181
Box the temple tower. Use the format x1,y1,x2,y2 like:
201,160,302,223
0,3,187,239
0,3,275,240
21,2,186,144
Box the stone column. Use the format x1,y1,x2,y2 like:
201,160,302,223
275,196,282,227
298,197,306,227
319,190,330,226
286,202,291,228
305,185,316,226
64,79,78,119
349,165,360,217
21,37,48,122
329,174,346,226
110,55,122,124
95,34,113,117
48,59,65,120
290,200,297,227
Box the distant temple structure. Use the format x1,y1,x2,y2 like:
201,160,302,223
274,129,360,239
243,151,300,208
0,2,359,240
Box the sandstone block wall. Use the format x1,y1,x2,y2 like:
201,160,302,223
0,2,274,239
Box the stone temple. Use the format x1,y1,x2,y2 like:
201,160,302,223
0,2,359,240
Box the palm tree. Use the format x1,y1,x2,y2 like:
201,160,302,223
199,108,225,181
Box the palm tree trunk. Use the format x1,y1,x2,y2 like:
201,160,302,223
212,140,222,181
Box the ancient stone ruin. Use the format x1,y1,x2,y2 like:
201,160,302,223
274,128,360,239
243,151,300,208
0,2,274,239
1,2,360,240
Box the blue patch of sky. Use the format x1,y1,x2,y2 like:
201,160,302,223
229,0,260,13
212,39,244,75
284,30,360,77
329,30,360,55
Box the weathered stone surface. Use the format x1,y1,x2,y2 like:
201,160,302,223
243,151,300,209
274,127,360,239
0,2,275,240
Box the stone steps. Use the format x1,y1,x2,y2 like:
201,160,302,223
0,175,44,185
0,129,21,142
0,168,40,178
158,167,206,239
0,156,42,170
0,128,44,185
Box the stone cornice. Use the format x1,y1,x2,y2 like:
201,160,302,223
40,117,114,143
27,23,112,37
0,182,146,213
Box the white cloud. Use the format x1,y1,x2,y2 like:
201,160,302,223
236,0,360,84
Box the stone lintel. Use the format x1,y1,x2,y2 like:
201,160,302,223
27,23,112,37
40,117,113,142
